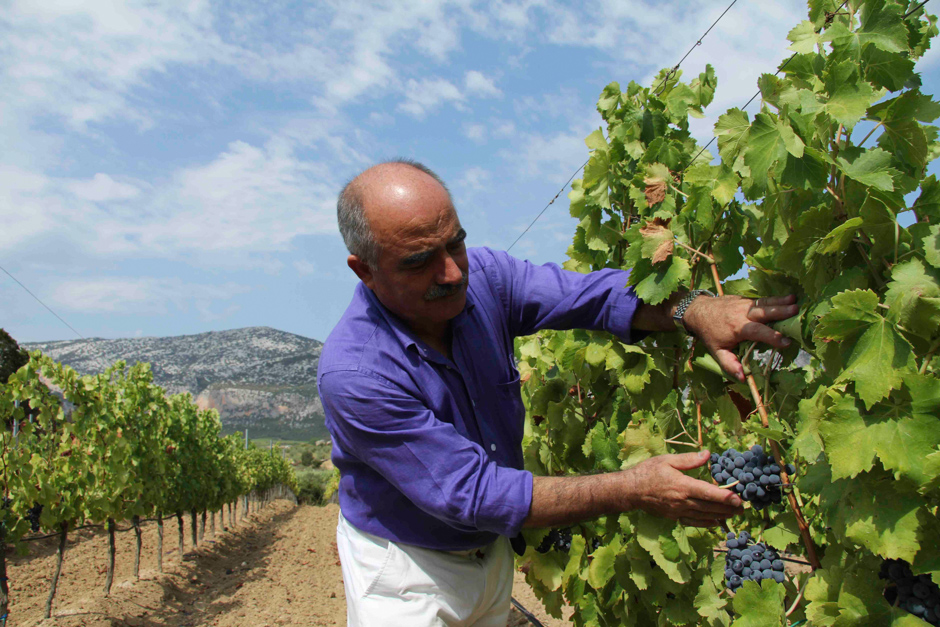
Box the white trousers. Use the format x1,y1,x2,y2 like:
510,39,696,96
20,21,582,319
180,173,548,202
335,513,515,627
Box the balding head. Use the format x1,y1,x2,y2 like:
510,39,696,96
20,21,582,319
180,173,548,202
337,160,453,267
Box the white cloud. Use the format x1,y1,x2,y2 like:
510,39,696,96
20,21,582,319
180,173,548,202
0,134,342,262
49,276,250,319
369,111,395,126
1,0,225,130
398,78,464,118
294,260,317,275
464,124,487,143
0,166,62,251
465,70,502,98
500,125,595,181
136,137,340,255
68,173,141,202
0,0,477,138
493,120,516,138
457,167,491,190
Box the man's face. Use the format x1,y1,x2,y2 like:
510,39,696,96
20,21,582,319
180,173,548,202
354,171,469,332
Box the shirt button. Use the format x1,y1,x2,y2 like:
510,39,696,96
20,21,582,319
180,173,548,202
490,444,496,452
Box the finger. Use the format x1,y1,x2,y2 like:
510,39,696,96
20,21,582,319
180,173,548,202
665,450,711,471
714,348,745,382
689,498,744,518
747,303,800,324
752,295,797,307
687,477,743,507
678,501,739,520
741,321,791,350
679,517,723,528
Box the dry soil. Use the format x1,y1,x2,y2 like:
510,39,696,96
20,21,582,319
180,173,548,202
8,501,572,627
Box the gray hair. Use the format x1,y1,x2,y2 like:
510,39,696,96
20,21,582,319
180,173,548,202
337,159,452,267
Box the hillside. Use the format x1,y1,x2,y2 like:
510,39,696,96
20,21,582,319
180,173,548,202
23,326,326,441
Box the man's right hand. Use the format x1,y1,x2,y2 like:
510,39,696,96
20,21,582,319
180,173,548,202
524,449,743,528
620,450,743,527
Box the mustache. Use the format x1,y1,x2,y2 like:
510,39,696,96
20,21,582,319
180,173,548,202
424,271,469,301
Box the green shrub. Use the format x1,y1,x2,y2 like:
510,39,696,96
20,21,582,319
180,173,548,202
296,467,332,505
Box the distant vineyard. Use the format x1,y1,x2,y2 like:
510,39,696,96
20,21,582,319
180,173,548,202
0,348,299,621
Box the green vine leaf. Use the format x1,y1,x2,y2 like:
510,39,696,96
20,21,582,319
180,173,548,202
836,147,899,191
730,580,786,626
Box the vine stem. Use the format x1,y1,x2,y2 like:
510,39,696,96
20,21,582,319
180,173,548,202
830,123,845,193
708,256,724,297
676,240,715,263
664,437,700,448
695,400,703,447
669,183,689,198
920,337,940,375
856,241,886,290
745,368,821,570
786,573,811,617
858,120,884,148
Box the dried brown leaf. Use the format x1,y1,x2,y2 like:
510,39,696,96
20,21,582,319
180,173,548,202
643,176,667,206
639,217,674,264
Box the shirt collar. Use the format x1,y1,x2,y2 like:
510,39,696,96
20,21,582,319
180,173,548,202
359,280,476,364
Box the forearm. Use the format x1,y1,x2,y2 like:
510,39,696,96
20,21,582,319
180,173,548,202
523,472,636,528
631,293,684,332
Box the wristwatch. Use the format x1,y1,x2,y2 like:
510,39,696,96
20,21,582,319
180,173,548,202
672,289,715,332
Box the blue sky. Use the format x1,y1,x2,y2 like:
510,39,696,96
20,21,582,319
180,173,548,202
2,0,939,344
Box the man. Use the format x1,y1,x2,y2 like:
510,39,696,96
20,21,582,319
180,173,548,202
318,160,797,626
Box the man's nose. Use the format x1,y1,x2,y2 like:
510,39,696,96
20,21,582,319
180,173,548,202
436,253,463,284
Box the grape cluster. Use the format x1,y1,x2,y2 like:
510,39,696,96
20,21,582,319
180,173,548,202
536,528,572,553
26,502,43,532
880,558,940,624
710,446,795,510
723,531,786,591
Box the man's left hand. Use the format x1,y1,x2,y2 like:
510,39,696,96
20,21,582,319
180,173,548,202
682,294,798,382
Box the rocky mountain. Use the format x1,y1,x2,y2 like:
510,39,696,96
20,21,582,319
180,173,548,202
22,327,326,441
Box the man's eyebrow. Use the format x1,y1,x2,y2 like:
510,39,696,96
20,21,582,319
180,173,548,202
401,249,434,267
449,228,467,244
399,229,467,267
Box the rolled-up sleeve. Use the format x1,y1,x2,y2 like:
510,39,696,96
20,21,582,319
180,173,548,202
480,247,642,341
320,369,533,537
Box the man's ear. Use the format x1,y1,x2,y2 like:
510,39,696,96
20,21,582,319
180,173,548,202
347,255,376,290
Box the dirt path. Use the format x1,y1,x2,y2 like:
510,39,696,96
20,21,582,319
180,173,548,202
9,502,571,627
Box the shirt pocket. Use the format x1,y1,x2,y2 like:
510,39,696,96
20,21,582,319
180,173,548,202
494,366,525,447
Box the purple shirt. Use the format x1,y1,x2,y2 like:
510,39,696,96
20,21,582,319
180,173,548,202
317,247,641,550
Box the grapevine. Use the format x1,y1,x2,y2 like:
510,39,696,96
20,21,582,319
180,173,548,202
515,0,940,624
0,346,300,621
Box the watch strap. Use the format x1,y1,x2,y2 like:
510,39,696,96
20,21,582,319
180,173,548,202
673,289,715,330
